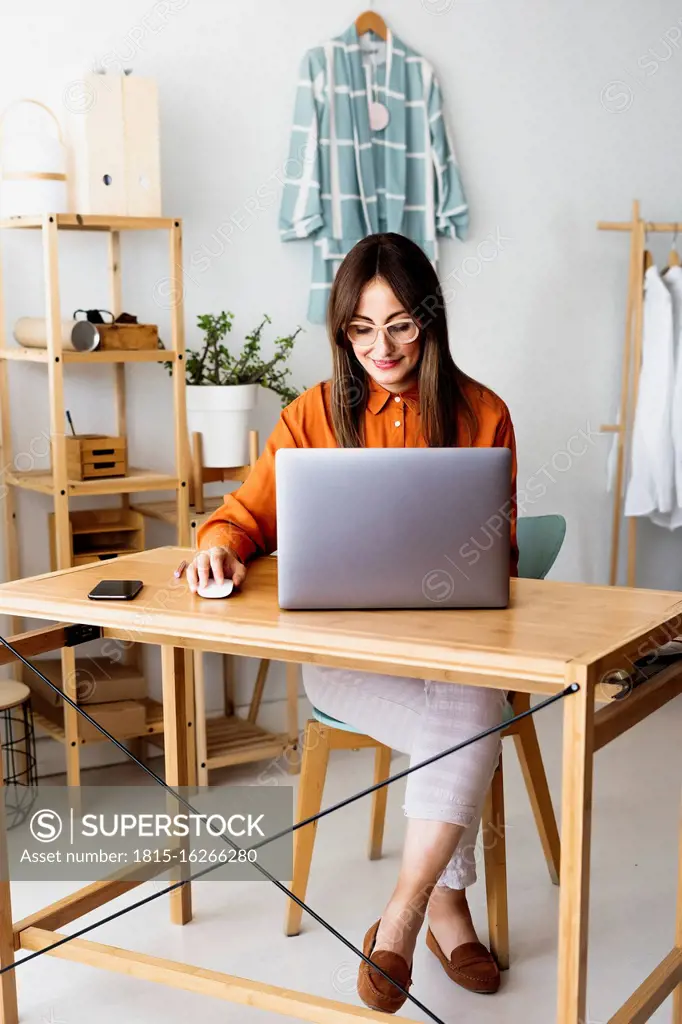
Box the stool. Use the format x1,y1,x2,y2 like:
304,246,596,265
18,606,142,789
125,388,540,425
0,681,38,830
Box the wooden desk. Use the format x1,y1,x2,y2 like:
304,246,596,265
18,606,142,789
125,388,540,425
0,546,681,1024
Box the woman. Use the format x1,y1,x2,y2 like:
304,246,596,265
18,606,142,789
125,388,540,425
189,233,518,1013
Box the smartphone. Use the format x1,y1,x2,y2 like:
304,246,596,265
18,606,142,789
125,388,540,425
88,580,144,601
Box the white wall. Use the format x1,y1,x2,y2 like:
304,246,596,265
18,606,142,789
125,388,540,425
2,0,682,765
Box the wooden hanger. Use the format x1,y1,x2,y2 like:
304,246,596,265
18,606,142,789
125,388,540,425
643,227,654,271
355,10,388,40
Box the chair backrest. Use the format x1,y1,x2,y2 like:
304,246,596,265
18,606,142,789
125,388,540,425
517,515,566,580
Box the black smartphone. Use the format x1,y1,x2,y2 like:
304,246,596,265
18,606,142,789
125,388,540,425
88,580,144,601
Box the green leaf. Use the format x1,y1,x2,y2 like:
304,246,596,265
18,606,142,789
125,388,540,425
163,311,305,400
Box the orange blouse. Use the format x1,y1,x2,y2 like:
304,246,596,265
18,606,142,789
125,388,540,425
198,375,519,575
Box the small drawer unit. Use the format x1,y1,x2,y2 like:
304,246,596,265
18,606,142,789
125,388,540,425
62,434,128,480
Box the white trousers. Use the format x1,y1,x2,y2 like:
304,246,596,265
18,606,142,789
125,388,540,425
301,665,506,889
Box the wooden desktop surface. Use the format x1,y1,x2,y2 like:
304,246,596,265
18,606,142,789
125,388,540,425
0,547,681,693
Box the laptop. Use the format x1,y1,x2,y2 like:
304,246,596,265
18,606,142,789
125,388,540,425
275,447,512,610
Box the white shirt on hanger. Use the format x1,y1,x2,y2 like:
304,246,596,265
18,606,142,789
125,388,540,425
625,264,675,520
650,264,682,529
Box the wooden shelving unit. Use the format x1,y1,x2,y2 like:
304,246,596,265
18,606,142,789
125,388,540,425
0,213,191,784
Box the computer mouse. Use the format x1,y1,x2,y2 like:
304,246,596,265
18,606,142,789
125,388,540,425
196,579,234,599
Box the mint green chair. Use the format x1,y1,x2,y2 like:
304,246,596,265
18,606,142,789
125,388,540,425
517,513,566,580
285,515,566,970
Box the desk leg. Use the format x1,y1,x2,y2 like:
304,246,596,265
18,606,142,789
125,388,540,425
674,794,682,1022
161,645,193,925
62,647,81,787
557,665,595,1024
184,649,197,790
0,776,18,1024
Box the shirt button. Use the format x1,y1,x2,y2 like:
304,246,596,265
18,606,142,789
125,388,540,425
394,396,400,402
395,420,401,427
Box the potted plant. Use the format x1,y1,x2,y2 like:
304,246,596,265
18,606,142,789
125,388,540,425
172,312,302,468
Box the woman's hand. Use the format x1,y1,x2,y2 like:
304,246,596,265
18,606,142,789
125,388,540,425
187,546,247,593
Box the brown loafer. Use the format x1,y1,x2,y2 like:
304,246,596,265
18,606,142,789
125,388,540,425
357,920,413,1014
426,927,500,994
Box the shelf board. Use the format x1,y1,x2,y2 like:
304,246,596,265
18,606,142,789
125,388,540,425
0,348,49,362
147,713,289,769
67,349,173,364
7,467,179,496
131,496,223,528
205,716,289,769
73,545,144,559
0,348,175,364
72,523,140,535
0,214,179,232
33,697,165,746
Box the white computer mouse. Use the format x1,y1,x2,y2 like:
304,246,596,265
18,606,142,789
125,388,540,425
196,579,234,599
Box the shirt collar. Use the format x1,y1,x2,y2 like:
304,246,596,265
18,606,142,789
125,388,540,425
366,375,420,414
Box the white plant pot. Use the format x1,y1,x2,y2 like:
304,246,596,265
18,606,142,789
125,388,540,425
186,384,258,469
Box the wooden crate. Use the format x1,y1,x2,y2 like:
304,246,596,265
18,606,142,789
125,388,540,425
49,507,144,571
23,656,147,707
95,323,159,351
31,691,146,743
62,434,127,480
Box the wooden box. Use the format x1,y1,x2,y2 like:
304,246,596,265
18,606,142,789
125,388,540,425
48,507,144,571
31,691,146,743
24,657,147,707
62,435,127,480
64,73,162,216
94,323,159,350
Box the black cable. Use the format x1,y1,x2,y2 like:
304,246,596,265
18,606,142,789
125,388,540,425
0,632,578,1020
0,634,442,1022
251,683,578,852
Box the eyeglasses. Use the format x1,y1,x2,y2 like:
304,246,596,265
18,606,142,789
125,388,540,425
346,318,420,346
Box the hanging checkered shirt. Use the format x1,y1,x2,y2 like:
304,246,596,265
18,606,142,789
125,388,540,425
280,22,469,323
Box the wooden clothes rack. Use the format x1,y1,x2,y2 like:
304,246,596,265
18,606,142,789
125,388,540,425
598,199,682,587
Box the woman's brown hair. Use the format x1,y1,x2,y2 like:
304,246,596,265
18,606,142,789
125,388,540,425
327,233,478,448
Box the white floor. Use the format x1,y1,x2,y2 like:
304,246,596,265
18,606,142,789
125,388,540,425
8,695,682,1024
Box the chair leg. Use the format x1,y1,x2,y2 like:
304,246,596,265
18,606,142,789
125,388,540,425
368,744,391,861
483,756,510,971
512,712,561,886
284,721,330,936
222,655,235,718
247,659,270,724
